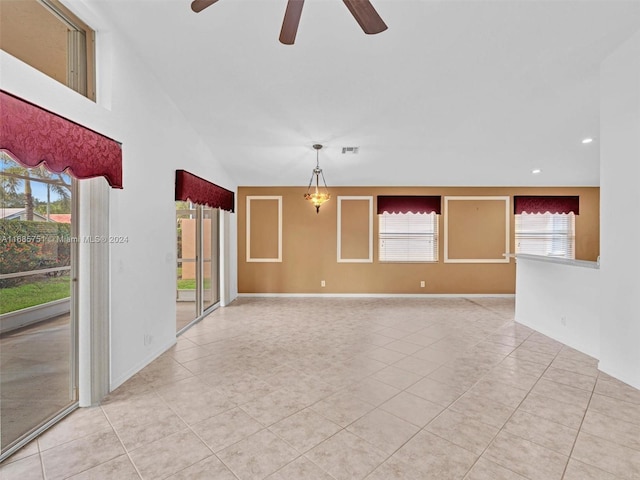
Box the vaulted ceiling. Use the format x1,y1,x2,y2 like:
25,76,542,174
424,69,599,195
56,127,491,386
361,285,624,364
73,0,640,187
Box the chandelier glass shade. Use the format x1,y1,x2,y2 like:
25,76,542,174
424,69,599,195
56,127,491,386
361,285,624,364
305,144,330,213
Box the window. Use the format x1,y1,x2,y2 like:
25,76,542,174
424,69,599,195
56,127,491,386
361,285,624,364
379,212,438,262
515,212,575,259
0,0,95,100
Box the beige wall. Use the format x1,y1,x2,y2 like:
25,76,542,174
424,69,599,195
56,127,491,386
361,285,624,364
238,186,599,294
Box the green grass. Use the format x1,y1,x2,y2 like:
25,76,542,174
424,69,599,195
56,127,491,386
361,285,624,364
177,279,196,290
176,278,212,290
1,275,213,314
0,277,70,314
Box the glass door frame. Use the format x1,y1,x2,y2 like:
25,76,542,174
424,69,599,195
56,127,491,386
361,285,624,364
176,203,221,336
202,206,220,312
0,177,79,462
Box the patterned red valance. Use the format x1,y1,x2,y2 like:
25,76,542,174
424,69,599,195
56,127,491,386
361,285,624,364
377,195,441,214
514,196,579,215
175,170,235,212
0,90,123,188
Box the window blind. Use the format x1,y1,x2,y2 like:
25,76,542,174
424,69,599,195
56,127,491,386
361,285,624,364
515,212,575,259
379,212,438,262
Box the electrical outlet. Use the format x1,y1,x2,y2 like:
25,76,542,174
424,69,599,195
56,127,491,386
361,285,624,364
321,280,326,287
144,334,153,345
561,316,567,326
420,281,425,288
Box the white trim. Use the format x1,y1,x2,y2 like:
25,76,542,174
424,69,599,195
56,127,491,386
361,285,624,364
238,293,515,299
246,196,282,262
79,178,110,406
337,196,373,263
220,210,231,306
444,196,510,264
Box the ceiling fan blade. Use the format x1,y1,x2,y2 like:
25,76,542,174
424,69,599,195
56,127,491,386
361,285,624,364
191,0,220,13
279,0,305,45
343,0,387,34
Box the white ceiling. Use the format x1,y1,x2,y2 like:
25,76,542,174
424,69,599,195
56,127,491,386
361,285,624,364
74,0,640,187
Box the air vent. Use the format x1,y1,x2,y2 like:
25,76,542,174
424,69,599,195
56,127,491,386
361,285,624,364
342,147,359,154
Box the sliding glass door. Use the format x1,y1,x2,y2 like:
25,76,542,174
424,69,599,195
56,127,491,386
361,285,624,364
0,155,78,460
202,207,220,311
176,203,220,334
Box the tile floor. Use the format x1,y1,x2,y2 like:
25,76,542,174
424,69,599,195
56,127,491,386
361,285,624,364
2,297,640,480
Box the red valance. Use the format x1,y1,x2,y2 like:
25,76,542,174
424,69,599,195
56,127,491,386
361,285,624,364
175,170,235,212
377,195,441,214
514,196,579,215
0,90,123,188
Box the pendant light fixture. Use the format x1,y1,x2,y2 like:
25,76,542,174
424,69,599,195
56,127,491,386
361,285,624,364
304,144,331,213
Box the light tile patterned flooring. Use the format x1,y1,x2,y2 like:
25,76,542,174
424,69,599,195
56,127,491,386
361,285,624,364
2,297,640,479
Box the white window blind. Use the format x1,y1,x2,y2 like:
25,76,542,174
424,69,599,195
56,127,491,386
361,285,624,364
515,212,575,259
379,212,438,262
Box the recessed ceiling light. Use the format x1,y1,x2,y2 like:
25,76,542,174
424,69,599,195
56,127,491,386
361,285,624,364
532,169,542,174
582,138,594,144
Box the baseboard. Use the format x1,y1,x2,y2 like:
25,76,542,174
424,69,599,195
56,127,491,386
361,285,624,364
237,293,515,299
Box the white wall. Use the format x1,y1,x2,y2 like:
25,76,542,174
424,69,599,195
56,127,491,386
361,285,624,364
515,257,600,359
599,29,640,389
0,18,238,390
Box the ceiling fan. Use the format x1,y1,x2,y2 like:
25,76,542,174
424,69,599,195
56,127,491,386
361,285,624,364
190,0,388,45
